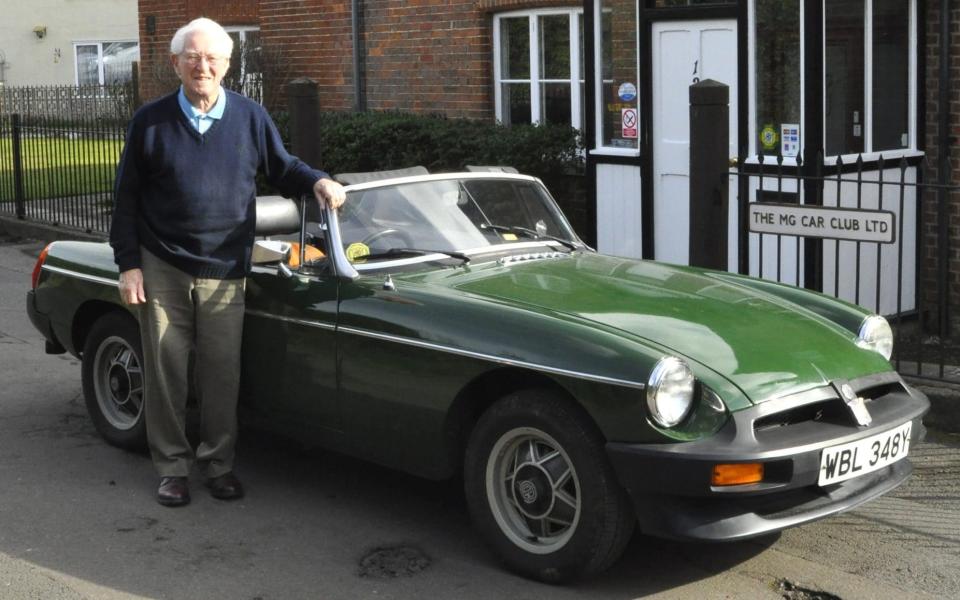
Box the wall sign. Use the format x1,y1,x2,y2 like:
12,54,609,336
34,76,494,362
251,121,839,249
760,124,778,151
749,203,896,244
622,108,638,139
780,123,800,157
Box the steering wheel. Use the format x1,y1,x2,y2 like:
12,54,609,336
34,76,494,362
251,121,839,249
361,228,414,248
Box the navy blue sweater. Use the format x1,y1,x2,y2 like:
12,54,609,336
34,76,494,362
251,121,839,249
110,90,327,278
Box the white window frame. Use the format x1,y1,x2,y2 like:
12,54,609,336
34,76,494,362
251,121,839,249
591,2,640,157
74,40,139,86
747,0,918,164
224,26,261,83
857,0,918,159
823,0,918,163
493,9,584,131
746,0,805,166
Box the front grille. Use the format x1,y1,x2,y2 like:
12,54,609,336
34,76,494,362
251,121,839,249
754,400,848,432
752,380,906,433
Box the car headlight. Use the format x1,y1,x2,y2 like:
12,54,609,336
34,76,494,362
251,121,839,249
646,357,696,427
857,315,893,360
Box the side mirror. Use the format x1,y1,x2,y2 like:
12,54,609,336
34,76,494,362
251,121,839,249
252,240,291,265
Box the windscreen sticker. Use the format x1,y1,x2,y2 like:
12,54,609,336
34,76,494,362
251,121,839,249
346,242,370,262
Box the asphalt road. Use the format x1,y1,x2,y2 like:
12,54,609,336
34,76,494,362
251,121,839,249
1,234,958,600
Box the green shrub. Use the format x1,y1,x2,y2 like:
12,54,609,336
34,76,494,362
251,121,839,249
313,111,583,180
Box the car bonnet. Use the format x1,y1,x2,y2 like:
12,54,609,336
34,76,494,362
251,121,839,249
434,252,894,404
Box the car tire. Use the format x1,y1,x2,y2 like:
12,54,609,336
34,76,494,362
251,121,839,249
81,311,147,451
464,389,636,583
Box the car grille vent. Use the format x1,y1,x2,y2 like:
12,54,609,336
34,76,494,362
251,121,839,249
752,380,906,433
754,400,849,432
498,252,566,265
856,381,903,402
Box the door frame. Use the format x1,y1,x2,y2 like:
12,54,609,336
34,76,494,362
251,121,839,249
640,2,748,261
649,17,738,265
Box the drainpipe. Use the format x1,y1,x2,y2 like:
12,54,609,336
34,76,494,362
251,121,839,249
352,0,366,112
938,0,951,336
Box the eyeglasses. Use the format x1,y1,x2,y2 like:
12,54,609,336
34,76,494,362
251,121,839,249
181,53,228,67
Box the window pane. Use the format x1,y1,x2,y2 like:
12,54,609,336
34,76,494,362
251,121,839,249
228,30,263,72
825,0,865,156
502,83,531,125
501,18,530,79
755,0,800,156
599,0,638,149
101,42,139,84
872,0,909,151
540,15,570,79
652,1,735,6
76,45,99,86
601,10,612,80
541,83,571,125
579,14,586,129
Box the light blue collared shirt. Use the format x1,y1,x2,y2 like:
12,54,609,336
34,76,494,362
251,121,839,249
177,86,227,134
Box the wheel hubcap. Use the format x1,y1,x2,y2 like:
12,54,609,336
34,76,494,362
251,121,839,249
486,427,581,554
93,336,143,431
512,464,553,519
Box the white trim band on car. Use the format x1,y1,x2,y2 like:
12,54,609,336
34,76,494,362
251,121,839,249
337,325,646,390
244,308,644,389
244,309,337,331
41,265,119,287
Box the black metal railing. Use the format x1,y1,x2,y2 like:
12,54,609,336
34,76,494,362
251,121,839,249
0,84,134,234
735,151,960,383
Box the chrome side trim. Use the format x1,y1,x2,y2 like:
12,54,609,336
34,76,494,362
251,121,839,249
244,309,337,331
245,310,641,388
41,265,118,287
338,325,646,390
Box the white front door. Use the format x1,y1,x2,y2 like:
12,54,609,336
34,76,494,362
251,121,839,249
651,20,737,265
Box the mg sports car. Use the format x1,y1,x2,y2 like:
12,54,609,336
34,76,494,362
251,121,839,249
26,169,929,582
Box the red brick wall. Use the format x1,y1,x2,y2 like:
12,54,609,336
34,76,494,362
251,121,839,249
137,0,191,100
137,0,580,119
362,1,489,118
258,1,355,111
922,2,960,320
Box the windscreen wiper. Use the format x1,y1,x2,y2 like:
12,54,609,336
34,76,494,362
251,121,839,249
359,247,471,264
479,223,579,251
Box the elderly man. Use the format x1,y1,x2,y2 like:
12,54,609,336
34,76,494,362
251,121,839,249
110,17,345,507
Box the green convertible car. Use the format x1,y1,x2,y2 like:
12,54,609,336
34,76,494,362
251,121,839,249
27,170,928,582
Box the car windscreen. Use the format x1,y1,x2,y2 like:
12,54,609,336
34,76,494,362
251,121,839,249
336,178,577,263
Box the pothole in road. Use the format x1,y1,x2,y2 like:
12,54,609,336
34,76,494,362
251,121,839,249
776,579,842,600
358,545,431,579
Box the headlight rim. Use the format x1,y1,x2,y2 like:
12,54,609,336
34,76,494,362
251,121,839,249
857,314,894,360
646,356,696,428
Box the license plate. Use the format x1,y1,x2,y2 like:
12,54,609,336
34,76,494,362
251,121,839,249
818,422,912,486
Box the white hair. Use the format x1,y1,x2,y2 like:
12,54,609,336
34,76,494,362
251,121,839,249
170,17,234,57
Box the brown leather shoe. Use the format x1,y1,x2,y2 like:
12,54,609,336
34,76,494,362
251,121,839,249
157,476,190,507
207,472,244,500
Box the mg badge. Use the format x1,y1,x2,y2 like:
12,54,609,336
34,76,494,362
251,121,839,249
840,383,872,427
518,480,538,504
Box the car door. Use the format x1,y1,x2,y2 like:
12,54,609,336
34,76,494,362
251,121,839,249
335,271,478,479
241,263,341,444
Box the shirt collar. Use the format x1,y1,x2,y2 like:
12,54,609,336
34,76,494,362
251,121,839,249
177,86,227,122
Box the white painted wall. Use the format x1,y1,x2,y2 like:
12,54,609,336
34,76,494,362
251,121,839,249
596,163,643,258
0,1,138,86
746,165,918,315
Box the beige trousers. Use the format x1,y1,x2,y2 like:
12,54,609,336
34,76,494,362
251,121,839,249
138,249,246,478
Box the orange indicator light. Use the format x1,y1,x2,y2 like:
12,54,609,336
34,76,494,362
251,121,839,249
712,463,764,486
